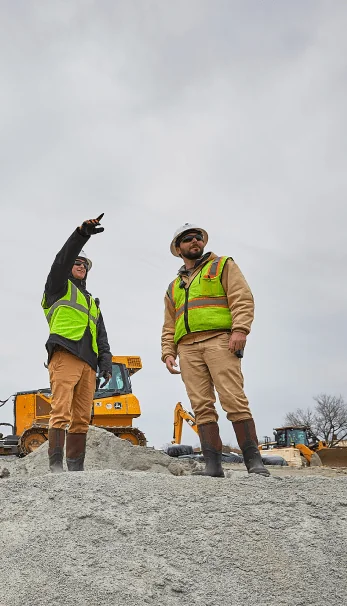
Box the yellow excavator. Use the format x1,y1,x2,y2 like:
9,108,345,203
260,426,347,467
0,355,146,456
165,402,199,456
172,402,198,444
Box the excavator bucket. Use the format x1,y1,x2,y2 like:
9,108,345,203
316,447,347,468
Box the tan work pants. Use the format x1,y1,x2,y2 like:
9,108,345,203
48,350,96,433
178,333,252,425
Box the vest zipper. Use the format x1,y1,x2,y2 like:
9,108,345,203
184,286,191,334
179,264,209,335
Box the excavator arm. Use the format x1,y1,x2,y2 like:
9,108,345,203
172,402,198,444
294,443,316,464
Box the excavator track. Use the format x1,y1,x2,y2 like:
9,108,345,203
18,426,48,456
98,426,147,446
18,425,146,456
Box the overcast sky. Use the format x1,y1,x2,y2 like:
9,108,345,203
0,0,346,449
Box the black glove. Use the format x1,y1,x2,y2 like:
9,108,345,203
97,370,112,389
78,213,105,236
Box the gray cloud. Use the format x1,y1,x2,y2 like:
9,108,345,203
0,0,346,448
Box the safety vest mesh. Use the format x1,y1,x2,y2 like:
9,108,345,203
168,256,232,344
41,280,100,355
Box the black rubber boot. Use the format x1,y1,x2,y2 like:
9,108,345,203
66,433,87,471
233,418,270,477
193,422,225,477
48,428,65,474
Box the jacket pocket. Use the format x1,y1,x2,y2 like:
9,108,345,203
199,276,222,297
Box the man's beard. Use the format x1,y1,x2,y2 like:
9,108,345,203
184,247,204,260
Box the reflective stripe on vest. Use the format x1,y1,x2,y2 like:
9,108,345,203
169,256,232,344
45,283,98,325
203,256,224,279
175,296,229,320
167,280,176,306
42,281,100,355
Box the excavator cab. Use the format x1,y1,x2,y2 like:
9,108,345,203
274,427,309,448
95,361,132,397
274,426,324,452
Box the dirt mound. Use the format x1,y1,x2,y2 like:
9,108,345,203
11,426,184,477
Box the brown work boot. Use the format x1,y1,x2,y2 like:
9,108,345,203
233,418,270,477
66,433,87,471
193,422,225,477
48,428,65,473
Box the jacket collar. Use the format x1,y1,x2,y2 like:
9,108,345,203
69,273,91,295
178,251,215,276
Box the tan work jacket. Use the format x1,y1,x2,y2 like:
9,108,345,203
161,252,255,361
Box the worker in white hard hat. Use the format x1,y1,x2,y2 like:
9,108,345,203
161,223,269,477
42,214,112,473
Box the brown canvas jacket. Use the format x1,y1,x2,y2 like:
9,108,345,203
161,252,255,361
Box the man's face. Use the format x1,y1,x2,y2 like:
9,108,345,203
176,231,205,260
71,259,88,280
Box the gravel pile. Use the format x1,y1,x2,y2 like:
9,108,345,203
0,430,346,606
7,426,184,478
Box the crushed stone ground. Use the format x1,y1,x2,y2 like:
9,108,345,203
0,428,346,606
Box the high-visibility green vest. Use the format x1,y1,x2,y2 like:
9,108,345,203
42,280,100,355
167,256,232,344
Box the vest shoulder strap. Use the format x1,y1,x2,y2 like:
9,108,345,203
202,256,233,279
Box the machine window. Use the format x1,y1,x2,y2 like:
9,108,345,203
113,365,124,390
95,362,134,396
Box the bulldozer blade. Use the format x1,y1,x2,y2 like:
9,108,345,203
316,447,347,468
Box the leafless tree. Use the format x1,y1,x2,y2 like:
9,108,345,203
284,407,315,429
313,394,347,447
284,395,347,447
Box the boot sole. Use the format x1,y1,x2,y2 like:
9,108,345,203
192,471,225,477
248,470,270,477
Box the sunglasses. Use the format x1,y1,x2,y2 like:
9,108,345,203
74,260,88,269
180,233,204,244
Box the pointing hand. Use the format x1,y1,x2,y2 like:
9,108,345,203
79,213,105,236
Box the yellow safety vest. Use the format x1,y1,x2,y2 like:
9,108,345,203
167,256,232,344
42,280,100,355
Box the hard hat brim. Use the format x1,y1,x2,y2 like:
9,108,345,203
170,228,209,257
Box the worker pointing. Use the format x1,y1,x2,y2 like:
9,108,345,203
42,214,112,473
162,223,269,477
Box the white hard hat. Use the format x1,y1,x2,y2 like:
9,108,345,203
170,223,209,257
77,249,92,271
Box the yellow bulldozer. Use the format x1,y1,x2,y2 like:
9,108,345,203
0,355,146,456
259,425,347,468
